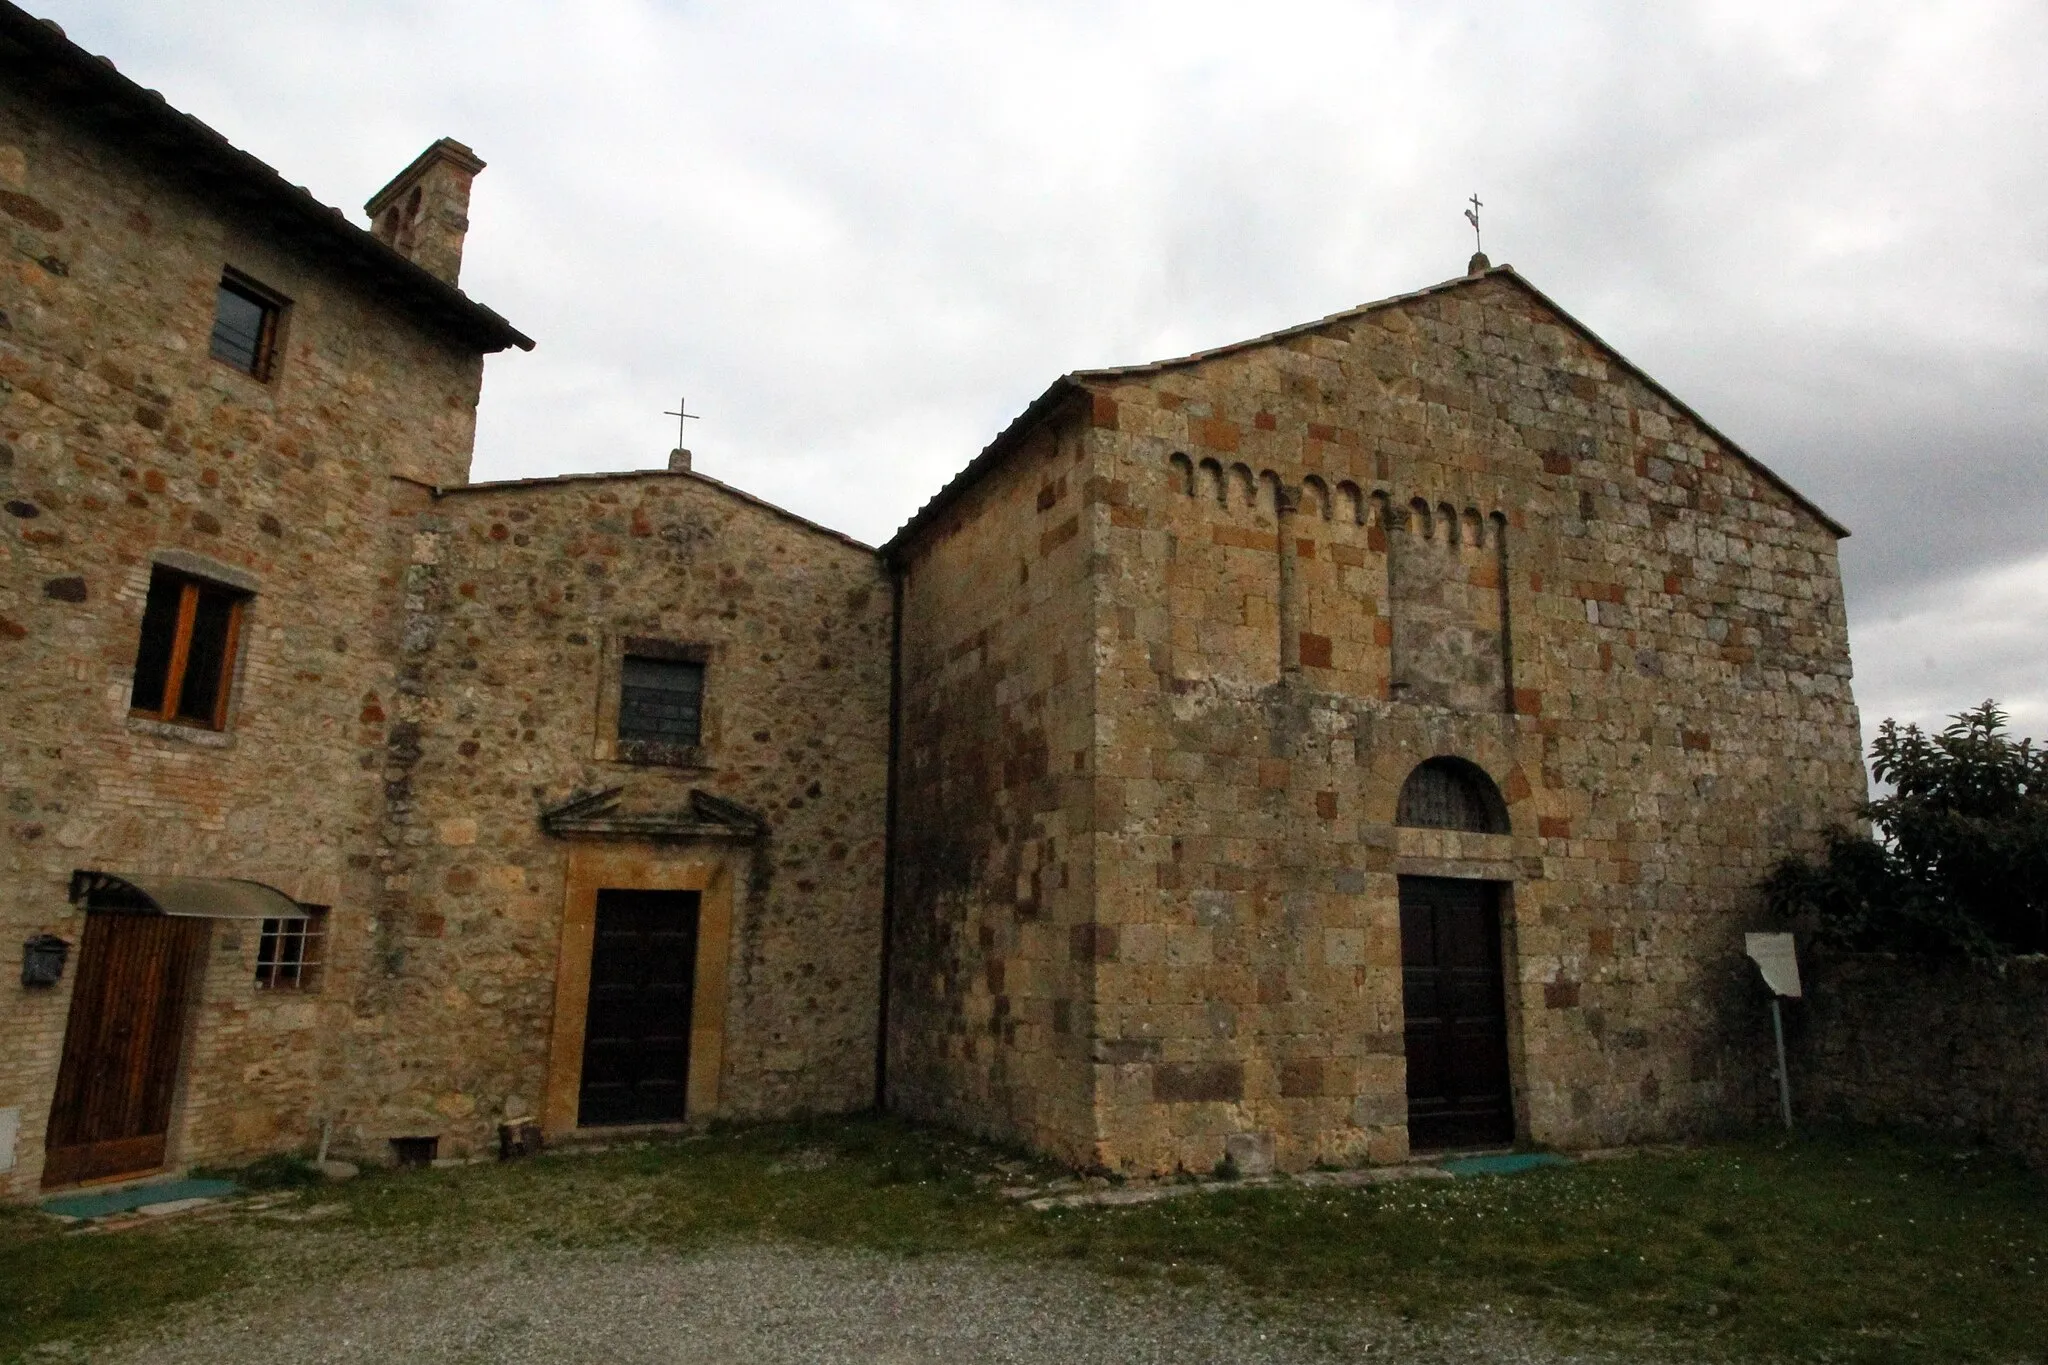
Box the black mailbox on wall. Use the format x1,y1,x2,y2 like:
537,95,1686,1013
22,933,68,987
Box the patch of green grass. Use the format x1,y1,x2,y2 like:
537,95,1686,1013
1039,1129,2048,1363
1,1120,2042,1364
0,1207,241,1358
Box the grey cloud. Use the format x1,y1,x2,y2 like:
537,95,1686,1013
46,0,2048,737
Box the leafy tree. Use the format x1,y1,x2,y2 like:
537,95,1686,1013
1763,701,2048,956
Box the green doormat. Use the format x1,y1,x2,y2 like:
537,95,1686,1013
41,1178,239,1220
1437,1153,1571,1178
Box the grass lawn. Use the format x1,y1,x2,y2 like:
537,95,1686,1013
1,1121,2043,1363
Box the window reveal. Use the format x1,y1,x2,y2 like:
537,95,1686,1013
208,273,283,380
618,655,704,748
130,567,247,729
255,908,325,990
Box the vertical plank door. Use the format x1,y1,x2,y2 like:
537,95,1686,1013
577,889,700,1126
42,911,207,1188
1399,876,1514,1149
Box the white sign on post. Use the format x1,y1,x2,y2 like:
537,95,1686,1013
1743,933,1801,1129
1745,933,1802,998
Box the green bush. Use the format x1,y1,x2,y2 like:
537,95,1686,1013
1764,701,2048,956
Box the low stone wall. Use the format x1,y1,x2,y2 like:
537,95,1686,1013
1790,952,2048,1171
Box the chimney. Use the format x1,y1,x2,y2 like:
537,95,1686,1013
366,138,487,286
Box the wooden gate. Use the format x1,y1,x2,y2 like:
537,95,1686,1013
1399,876,1514,1149
577,889,700,1126
43,911,208,1188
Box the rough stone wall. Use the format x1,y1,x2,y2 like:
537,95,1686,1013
1071,270,1866,1174
333,470,891,1159
888,409,1105,1164
0,90,487,1197
1791,953,2048,1173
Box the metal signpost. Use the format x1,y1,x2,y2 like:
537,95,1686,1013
1744,932,1802,1129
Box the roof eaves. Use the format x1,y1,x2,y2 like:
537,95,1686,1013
880,377,1085,561
1488,268,1848,539
0,3,534,355
436,468,877,555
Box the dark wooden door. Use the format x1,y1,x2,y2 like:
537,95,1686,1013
1399,877,1514,1149
43,911,207,1188
578,889,700,1126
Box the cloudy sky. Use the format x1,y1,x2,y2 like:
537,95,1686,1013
43,0,2048,750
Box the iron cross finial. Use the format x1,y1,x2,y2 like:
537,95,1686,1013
1464,194,1484,253
663,397,700,447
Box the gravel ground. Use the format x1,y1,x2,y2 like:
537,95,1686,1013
83,1245,1652,1365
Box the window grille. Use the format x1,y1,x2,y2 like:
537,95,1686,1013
618,655,704,748
208,272,284,380
1396,758,1509,834
255,908,326,990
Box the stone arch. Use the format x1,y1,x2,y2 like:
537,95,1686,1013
1336,480,1364,525
1395,756,1510,834
1300,474,1331,519
1198,457,1226,504
1258,468,1287,514
1168,451,1195,495
1230,463,1258,507
1438,502,1460,545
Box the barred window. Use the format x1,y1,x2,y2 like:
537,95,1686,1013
619,655,704,748
1395,757,1510,834
208,271,285,381
256,908,326,990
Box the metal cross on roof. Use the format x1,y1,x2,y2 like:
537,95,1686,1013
1464,194,1484,253
663,397,700,447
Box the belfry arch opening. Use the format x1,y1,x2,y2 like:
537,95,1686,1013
1395,757,1509,835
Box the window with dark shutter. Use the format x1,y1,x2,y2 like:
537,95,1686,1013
619,656,704,748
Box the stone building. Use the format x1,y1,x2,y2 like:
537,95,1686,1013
881,271,1867,1175
0,1,1865,1199
0,7,886,1197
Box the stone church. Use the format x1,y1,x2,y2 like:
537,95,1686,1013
0,2,1865,1197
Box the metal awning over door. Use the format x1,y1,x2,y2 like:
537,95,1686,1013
68,869,307,920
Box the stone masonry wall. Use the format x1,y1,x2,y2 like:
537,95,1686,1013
888,405,1107,1164
332,469,892,1159
1066,270,1866,1173
0,89,490,1197
1791,953,2048,1173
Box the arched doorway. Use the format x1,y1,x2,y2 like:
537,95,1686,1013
1394,758,1515,1149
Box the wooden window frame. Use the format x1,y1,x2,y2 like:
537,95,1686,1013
208,268,287,382
130,570,248,732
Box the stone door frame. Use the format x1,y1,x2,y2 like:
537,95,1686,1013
541,846,736,1137
1390,834,1530,1148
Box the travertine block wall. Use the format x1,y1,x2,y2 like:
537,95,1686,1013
888,410,1108,1164
894,270,1866,1176
0,89,486,1198
333,470,892,1159
1792,953,2048,1173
